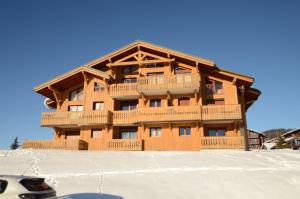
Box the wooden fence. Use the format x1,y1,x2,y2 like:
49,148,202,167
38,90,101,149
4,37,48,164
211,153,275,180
107,139,142,151
22,139,88,150
200,136,244,149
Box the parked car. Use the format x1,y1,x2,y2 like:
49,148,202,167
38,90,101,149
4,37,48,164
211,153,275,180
0,175,56,199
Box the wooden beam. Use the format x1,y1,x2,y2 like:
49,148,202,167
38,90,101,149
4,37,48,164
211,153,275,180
232,77,237,85
107,58,175,67
82,71,91,83
140,53,146,60
48,86,62,108
140,50,169,60
114,52,139,64
167,91,171,100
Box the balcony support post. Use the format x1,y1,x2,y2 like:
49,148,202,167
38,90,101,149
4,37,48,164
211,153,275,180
48,86,62,109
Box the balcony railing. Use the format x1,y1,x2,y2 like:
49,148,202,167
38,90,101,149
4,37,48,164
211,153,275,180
22,139,88,150
137,74,200,94
112,105,241,125
202,105,242,121
41,111,112,127
112,110,139,125
107,139,142,151
200,136,244,149
139,106,202,122
109,83,139,98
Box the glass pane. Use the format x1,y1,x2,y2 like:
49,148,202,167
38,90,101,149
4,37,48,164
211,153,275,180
156,128,161,136
150,128,156,137
121,132,129,139
77,106,83,111
156,100,161,107
129,132,137,139
208,129,216,136
179,127,185,136
150,100,156,107
217,129,226,136
215,82,223,94
186,127,191,135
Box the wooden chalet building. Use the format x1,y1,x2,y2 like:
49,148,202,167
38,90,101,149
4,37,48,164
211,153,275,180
247,129,265,149
23,40,261,151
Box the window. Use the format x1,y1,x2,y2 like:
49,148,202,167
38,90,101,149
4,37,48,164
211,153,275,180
206,99,225,105
146,62,164,68
150,127,161,137
174,65,191,74
205,78,223,95
120,100,138,110
93,102,104,110
122,78,137,83
179,127,191,136
120,128,137,139
147,72,164,84
150,99,161,107
178,97,190,106
94,82,104,92
207,128,226,136
0,180,8,194
91,129,102,138
68,105,83,112
69,87,84,101
122,65,138,75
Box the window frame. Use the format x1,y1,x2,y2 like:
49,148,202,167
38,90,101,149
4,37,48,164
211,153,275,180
93,101,104,111
149,99,161,107
91,129,103,138
150,127,161,137
179,127,191,136
69,86,84,101
205,78,224,95
207,128,226,137
94,82,104,92
68,105,83,112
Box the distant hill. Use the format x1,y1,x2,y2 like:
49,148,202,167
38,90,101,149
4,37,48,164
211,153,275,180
262,128,293,141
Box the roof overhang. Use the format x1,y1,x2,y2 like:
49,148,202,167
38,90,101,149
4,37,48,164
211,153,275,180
245,88,261,110
83,40,215,69
34,67,110,99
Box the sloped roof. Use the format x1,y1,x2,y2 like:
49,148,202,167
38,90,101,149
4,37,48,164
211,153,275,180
265,128,300,143
83,40,216,68
34,66,109,92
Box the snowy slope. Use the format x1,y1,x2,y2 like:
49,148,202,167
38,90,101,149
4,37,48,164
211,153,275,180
0,149,300,199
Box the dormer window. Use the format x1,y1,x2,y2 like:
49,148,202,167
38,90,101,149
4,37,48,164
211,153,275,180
69,87,84,101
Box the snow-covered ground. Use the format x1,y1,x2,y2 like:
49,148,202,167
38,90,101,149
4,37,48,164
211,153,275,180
1,149,300,199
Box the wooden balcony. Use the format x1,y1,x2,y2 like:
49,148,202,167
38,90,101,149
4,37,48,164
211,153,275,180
202,105,242,121
137,73,200,95
200,136,244,149
112,110,139,125
107,139,143,151
41,111,112,127
22,139,88,150
109,83,139,99
139,106,202,123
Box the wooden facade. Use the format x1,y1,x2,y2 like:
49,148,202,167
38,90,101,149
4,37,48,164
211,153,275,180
24,40,261,151
247,129,265,149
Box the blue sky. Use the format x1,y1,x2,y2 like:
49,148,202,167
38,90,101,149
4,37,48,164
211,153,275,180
0,0,299,149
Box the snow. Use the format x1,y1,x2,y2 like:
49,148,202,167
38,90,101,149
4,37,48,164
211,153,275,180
1,149,300,199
